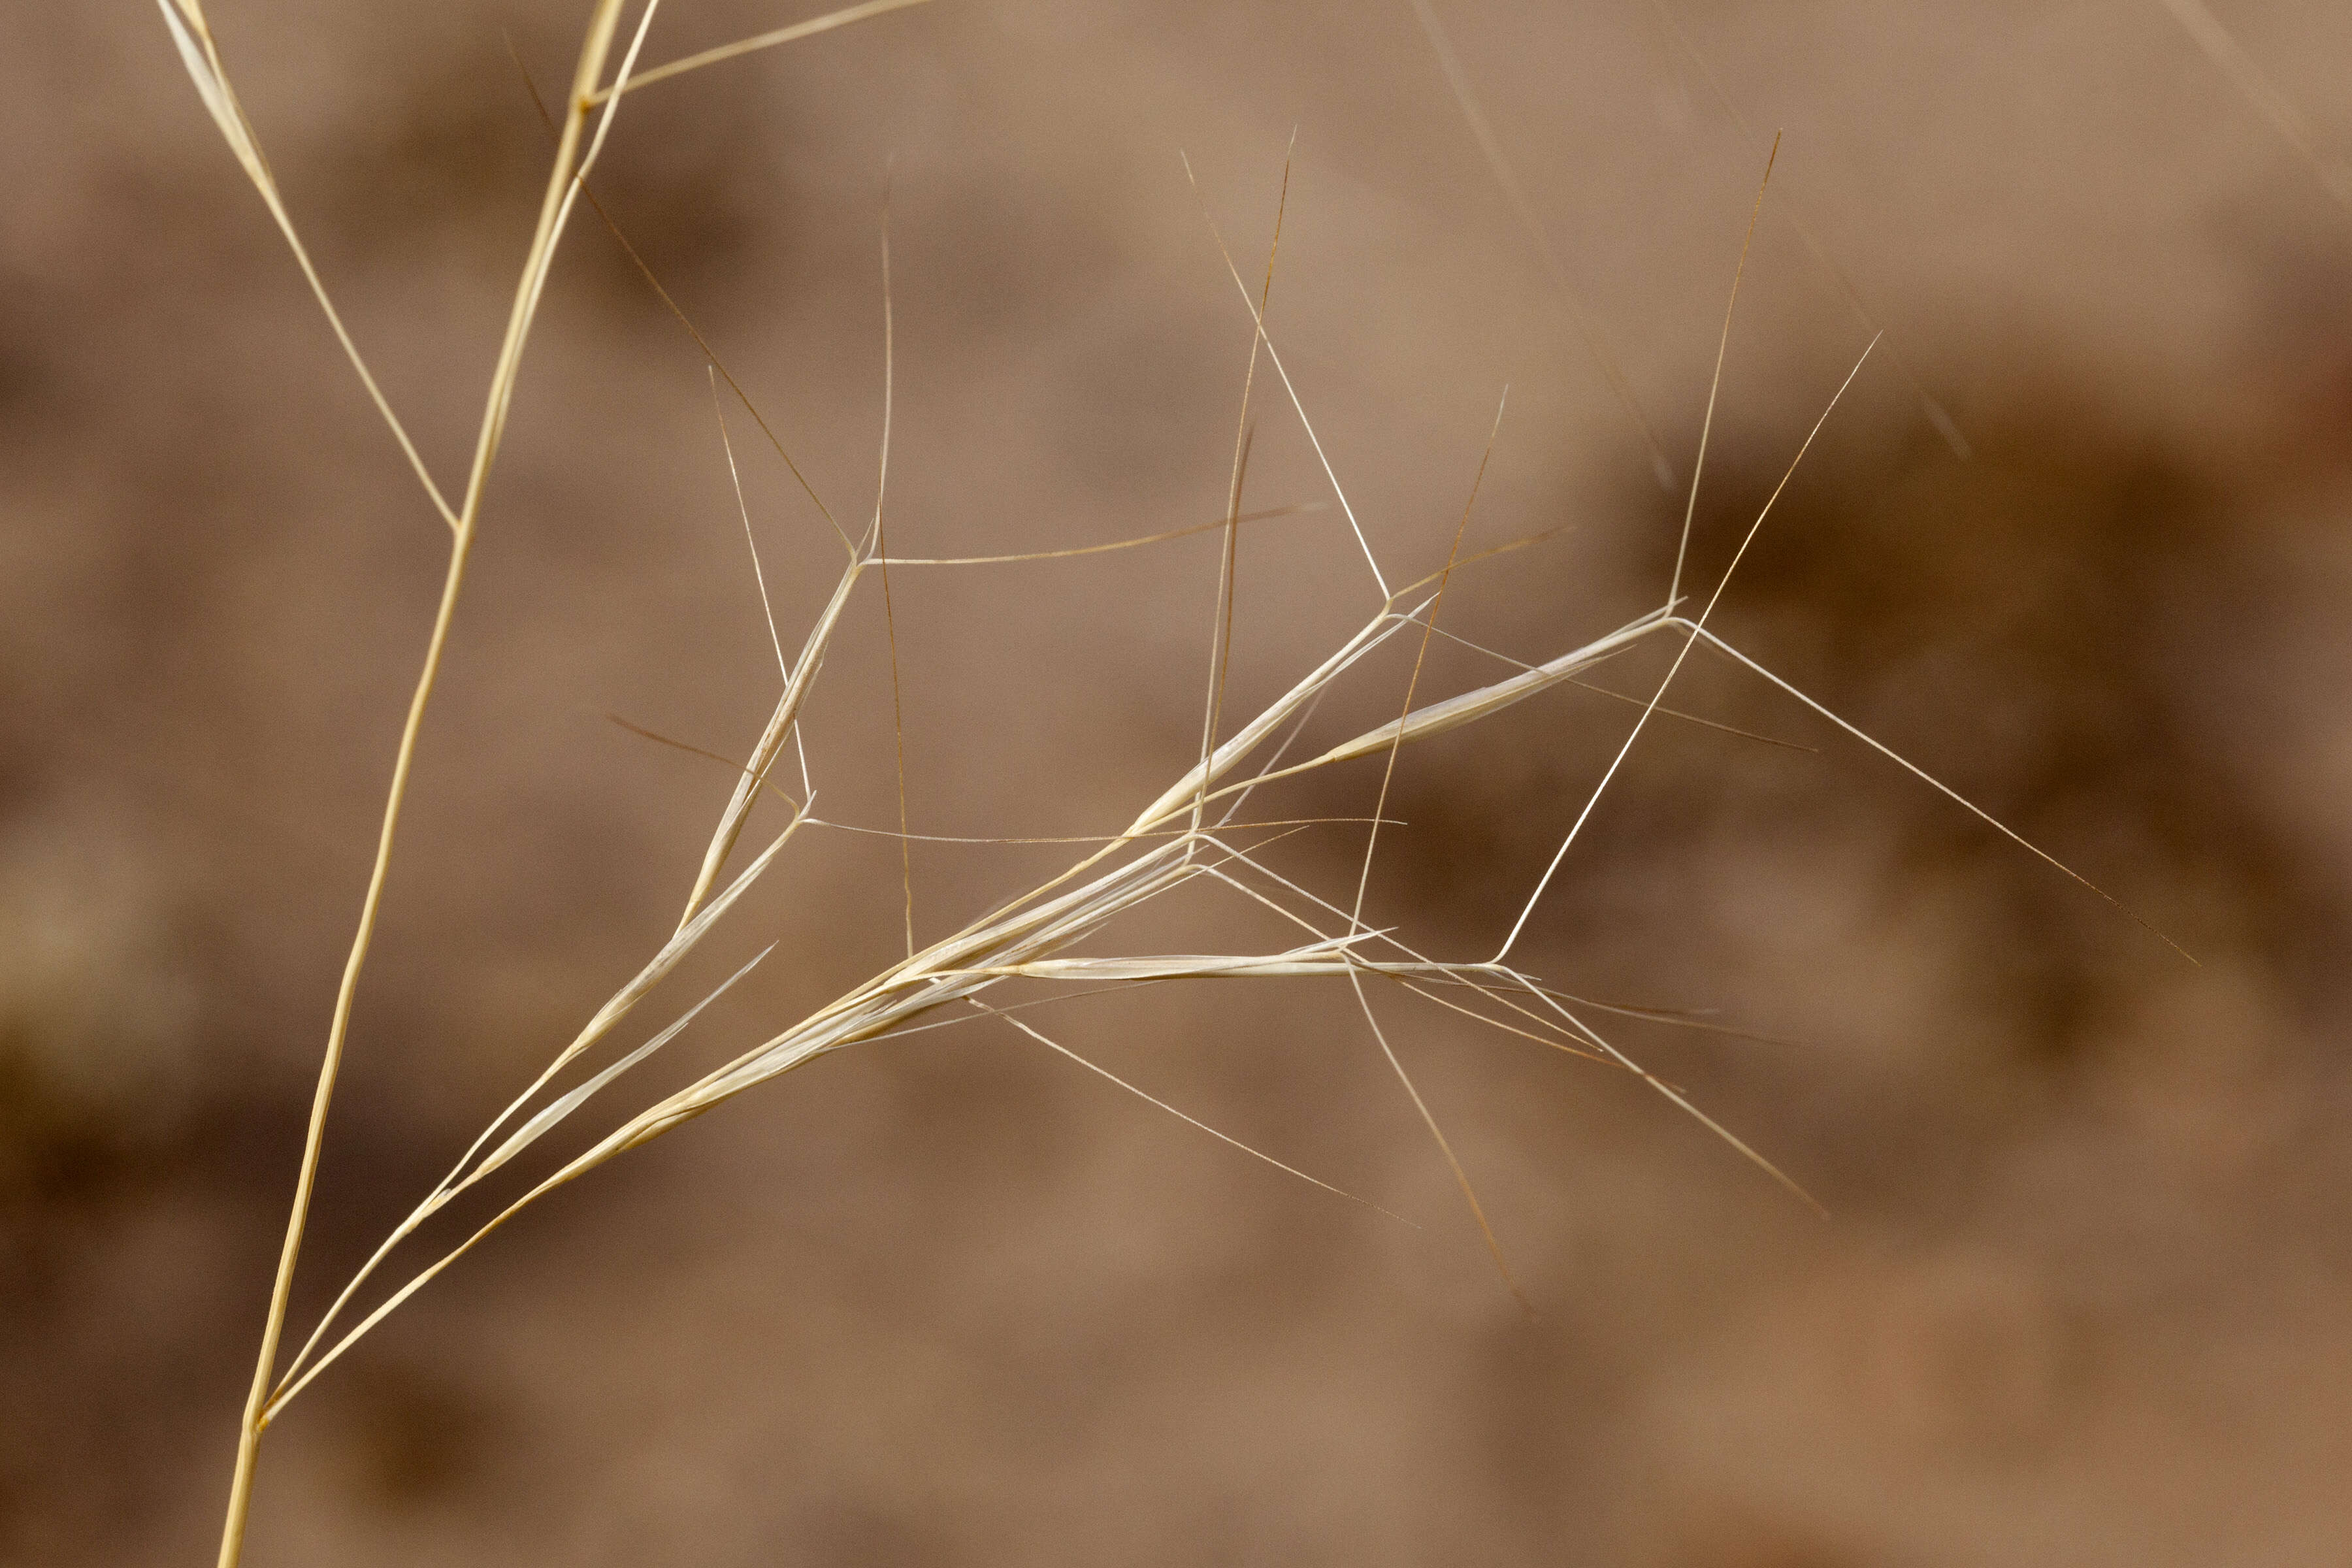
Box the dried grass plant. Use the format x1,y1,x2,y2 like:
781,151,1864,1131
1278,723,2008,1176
155,3,2174,1563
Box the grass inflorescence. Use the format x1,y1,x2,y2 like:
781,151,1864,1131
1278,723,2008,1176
156,3,2181,1562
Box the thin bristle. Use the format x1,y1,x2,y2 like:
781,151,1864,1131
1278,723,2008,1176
1645,0,1972,459
585,0,938,104
975,1000,1415,1224
1669,131,1779,608
1407,0,1679,491
1495,329,1877,965
872,188,915,958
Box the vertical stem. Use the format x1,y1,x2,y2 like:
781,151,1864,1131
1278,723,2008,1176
215,7,628,1565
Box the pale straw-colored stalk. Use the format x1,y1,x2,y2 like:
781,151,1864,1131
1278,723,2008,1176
159,2,934,1561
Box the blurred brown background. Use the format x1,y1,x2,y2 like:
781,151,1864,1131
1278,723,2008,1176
6,1,2352,1562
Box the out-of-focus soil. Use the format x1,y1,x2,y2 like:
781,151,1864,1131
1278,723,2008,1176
5,2,2352,1563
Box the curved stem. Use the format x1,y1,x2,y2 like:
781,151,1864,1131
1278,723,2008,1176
214,7,631,1564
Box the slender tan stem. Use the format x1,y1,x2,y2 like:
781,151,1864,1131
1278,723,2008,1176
215,8,629,1565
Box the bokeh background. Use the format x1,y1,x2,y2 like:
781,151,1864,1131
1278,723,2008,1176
6,1,2352,1562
